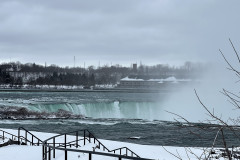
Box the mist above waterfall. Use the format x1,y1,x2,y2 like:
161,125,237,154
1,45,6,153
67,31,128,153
161,60,240,123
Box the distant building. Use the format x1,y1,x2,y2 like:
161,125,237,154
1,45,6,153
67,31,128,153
117,76,191,88
132,64,137,73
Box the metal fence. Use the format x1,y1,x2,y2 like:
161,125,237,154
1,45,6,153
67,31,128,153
1,127,154,160
42,129,154,160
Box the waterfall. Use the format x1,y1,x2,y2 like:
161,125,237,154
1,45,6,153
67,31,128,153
26,101,162,120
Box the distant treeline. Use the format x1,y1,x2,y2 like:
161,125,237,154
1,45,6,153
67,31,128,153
0,61,205,87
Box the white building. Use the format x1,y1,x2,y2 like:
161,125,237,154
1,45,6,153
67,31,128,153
118,76,191,88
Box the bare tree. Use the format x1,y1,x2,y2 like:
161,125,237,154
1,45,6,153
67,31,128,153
167,39,240,159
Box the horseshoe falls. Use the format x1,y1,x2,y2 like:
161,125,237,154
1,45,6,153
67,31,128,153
27,101,161,120
0,91,167,121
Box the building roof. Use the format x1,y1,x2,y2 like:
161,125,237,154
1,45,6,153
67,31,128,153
120,76,192,83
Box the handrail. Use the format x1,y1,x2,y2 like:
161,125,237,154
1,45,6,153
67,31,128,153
18,127,43,142
1,128,154,160
44,142,154,160
18,127,43,146
0,129,22,142
44,129,140,156
0,129,32,146
87,131,140,157
42,129,154,160
1,127,43,146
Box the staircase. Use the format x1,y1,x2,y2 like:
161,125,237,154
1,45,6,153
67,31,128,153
1,128,153,160
0,128,42,148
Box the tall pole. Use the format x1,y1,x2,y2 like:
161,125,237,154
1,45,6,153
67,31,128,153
74,56,75,68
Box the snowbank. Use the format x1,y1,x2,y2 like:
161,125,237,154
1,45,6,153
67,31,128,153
0,128,216,160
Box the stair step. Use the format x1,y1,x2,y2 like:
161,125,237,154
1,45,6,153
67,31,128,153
0,139,27,147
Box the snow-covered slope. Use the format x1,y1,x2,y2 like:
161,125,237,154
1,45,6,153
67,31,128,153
0,128,219,160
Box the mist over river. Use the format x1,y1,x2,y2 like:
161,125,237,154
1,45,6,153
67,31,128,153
0,90,239,147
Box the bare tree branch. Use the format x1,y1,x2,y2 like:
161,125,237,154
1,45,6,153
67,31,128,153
162,146,182,160
229,38,240,64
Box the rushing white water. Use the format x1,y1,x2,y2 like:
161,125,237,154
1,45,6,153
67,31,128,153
26,101,162,120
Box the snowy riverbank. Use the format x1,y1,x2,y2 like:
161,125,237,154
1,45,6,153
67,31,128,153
0,128,224,160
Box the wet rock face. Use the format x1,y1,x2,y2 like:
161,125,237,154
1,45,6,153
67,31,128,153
0,106,84,120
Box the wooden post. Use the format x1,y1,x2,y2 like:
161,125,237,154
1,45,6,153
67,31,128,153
2,132,4,140
32,135,33,145
119,158,121,160
120,148,121,155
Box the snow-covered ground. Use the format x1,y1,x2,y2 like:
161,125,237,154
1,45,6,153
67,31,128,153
0,128,221,160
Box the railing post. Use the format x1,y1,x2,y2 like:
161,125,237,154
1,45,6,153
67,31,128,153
120,148,121,155
42,145,44,160
2,131,4,140
76,131,78,148
45,146,47,160
32,135,33,145
53,138,55,158
18,128,20,144
84,130,86,145
48,147,51,160
119,158,121,160
89,133,91,143
65,134,67,160
65,134,67,148
89,153,92,160
65,151,67,160
126,149,127,156
25,130,27,144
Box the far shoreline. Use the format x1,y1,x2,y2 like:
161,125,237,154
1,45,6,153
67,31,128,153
0,88,166,93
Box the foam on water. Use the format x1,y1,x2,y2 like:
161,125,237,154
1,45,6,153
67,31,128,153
24,101,162,120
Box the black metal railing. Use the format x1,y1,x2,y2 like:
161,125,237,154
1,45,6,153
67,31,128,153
1,129,19,141
1,127,154,160
18,127,43,146
42,129,154,160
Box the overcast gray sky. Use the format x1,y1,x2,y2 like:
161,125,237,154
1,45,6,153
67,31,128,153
0,0,240,67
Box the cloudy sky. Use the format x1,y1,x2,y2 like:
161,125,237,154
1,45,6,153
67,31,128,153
0,0,240,67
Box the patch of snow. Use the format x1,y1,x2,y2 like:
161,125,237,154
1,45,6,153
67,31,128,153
121,77,144,81
0,128,222,160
